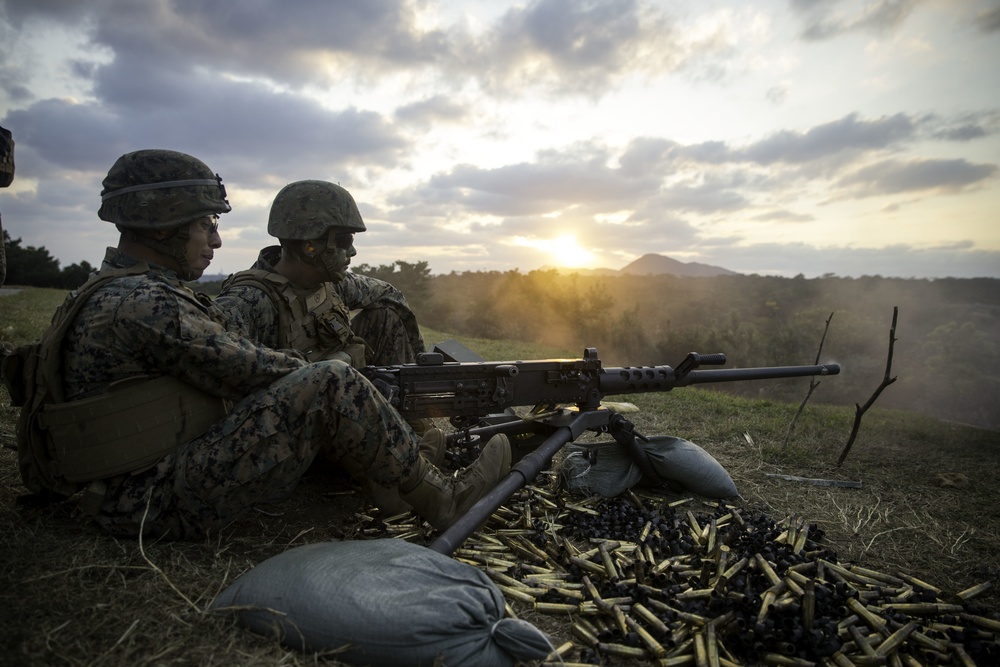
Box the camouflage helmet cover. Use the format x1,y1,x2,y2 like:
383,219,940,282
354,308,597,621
0,125,13,188
267,180,366,240
98,149,231,229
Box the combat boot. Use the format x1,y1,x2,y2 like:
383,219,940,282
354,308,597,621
367,428,447,514
400,433,511,531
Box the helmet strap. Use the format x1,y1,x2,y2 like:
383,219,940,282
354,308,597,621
119,225,196,280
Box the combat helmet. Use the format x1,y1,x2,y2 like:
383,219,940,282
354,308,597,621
99,149,230,229
98,149,230,280
267,180,366,240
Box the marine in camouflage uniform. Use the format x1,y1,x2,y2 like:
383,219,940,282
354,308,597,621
216,180,434,511
0,125,13,287
40,150,510,539
216,180,424,368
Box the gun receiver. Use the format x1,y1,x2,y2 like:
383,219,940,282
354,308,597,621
364,347,840,556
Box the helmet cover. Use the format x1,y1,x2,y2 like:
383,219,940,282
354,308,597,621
99,149,230,229
267,180,366,240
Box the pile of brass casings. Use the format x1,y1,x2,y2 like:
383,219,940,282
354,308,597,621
355,484,997,666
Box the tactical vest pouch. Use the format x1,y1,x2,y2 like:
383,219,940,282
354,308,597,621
39,375,228,482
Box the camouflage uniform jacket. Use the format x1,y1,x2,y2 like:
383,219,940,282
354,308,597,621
218,246,425,365
63,247,306,403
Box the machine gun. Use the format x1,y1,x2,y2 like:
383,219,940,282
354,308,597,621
364,343,840,555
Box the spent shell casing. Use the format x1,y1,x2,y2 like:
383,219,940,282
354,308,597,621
803,578,816,631
950,643,976,667
960,611,1000,633
792,524,809,554
847,624,878,657
830,651,858,667
874,622,918,658
694,631,708,667
849,565,905,587
706,624,721,667
625,614,668,659
571,622,599,647
534,601,579,613
762,654,817,667
633,602,672,636
894,572,942,595
658,655,696,667
570,555,608,577
955,581,992,601
597,541,620,580
597,642,651,658
547,640,574,658
755,553,783,587
484,568,528,589
498,584,537,604
879,603,963,615
847,598,891,638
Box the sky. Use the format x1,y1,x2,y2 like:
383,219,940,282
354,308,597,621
1,0,998,280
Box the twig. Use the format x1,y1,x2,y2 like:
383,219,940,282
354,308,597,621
138,489,201,613
837,307,898,466
765,473,862,488
783,312,834,449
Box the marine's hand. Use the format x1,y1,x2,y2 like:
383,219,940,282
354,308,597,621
360,366,400,406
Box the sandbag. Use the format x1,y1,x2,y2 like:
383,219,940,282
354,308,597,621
559,435,739,499
210,538,553,667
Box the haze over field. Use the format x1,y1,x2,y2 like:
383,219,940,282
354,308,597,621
1,0,998,279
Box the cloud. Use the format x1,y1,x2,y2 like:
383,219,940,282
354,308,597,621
4,0,453,90
838,158,998,196
394,96,470,129
4,77,409,189
975,5,1000,33
406,143,661,217
739,113,916,165
791,0,920,42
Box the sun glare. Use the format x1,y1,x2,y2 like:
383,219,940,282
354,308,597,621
513,234,596,269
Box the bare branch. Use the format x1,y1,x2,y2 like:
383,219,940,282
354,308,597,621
783,312,834,449
837,307,899,466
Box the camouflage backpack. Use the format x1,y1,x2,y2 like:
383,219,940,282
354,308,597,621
1,266,149,498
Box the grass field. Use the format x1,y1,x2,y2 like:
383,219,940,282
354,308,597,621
1,287,998,666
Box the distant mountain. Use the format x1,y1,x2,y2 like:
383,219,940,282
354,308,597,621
542,253,737,277
620,253,737,277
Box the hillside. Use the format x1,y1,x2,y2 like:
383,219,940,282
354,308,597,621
542,252,737,277
620,253,737,276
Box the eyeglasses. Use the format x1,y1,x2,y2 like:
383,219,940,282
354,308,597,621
197,216,220,236
331,232,354,250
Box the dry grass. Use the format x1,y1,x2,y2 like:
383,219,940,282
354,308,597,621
1,292,998,666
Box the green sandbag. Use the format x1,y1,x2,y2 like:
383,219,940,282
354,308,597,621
559,435,739,499
210,539,553,666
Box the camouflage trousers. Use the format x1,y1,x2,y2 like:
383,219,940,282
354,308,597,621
351,305,421,365
93,360,421,539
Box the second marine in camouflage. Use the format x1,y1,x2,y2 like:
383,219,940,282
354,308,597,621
217,180,424,369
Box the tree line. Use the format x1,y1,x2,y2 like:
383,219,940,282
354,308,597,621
2,231,97,289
